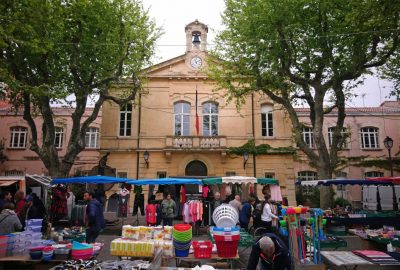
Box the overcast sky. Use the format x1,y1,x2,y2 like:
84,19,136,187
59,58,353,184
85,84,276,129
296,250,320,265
142,0,396,107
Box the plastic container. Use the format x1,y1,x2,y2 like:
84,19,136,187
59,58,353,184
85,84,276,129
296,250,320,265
173,224,192,232
26,226,42,233
175,248,189,257
192,241,212,258
26,219,43,227
215,239,239,258
29,250,42,260
213,234,240,242
0,236,8,245
212,205,239,228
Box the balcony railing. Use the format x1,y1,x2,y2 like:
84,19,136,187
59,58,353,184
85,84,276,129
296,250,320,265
166,136,227,149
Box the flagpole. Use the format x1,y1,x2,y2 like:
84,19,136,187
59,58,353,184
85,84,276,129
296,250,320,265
195,85,199,136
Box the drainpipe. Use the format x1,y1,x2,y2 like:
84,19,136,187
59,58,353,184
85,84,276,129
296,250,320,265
251,93,256,177
136,93,142,179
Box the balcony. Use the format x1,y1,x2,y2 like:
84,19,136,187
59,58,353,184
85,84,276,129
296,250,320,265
166,136,227,149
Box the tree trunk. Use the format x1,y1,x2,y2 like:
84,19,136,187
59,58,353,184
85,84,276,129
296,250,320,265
316,160,334,209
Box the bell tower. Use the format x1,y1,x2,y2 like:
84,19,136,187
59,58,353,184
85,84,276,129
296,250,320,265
185,19,208,53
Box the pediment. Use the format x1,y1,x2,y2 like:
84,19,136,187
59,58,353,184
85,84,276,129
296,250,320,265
144,53,209,78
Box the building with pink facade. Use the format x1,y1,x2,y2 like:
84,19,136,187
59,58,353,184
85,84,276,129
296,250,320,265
0,100,102,178
295,101,400,205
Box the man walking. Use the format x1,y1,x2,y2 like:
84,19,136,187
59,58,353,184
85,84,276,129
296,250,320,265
84,191,105,243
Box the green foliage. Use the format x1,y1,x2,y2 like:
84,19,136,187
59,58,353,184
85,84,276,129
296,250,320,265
0,0,160,176
227,139,296,156
209,0,400,189
334,197,351,207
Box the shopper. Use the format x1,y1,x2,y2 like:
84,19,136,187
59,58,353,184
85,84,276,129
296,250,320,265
247,233,291,270
0,191,12,211
14,190,25,215
0,203,22,235
229,195,242,214
161,193,176,226
84,191,105,243
239,197,256,231
261,194,278,232
26,193,46,220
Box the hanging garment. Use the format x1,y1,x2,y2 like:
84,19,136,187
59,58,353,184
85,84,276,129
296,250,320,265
202,186,209,199
67,191,76,220
202,201,210,226
180,186,187,203
146,204,157,225
220,183,227,201
117,194,130,218
51,186,68,222
270,185,283,202
71,204,86,227
133,193,145,216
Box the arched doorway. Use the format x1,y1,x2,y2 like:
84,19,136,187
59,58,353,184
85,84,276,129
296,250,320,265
185,160,208,177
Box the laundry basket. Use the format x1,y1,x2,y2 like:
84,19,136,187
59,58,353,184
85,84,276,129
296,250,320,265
212,204,239,228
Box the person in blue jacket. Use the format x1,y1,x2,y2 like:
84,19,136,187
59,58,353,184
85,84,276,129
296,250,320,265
239,197,255,231
247,233,291,270
84,191,105,243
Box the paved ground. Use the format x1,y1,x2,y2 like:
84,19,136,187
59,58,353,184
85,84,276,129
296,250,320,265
95,213,252,268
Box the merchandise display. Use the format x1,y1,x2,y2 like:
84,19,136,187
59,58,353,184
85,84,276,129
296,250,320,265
348,226,400,248
111,225,174,257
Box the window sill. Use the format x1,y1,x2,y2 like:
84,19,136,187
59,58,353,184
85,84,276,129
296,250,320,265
84,148,100,151
7,147,27,150
117,136,133,139
361,148,382,151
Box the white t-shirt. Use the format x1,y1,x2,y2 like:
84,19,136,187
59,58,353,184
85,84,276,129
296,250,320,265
261,202,278,222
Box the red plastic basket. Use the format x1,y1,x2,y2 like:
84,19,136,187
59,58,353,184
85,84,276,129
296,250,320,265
215,240,239,258
213,234,240,242
192,241,212,258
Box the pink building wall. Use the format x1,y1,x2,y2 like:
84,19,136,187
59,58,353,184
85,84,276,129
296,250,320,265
0,101,102,177
295,101,400,203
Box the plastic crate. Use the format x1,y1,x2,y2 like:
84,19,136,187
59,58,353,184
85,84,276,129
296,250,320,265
213,234,240,242
192,241,212,258
215,239,239,258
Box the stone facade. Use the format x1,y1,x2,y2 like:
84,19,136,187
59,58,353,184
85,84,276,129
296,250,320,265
100,20,297,205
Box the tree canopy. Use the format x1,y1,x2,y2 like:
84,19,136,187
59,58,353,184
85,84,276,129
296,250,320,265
0,0,160,177
210,0,400,208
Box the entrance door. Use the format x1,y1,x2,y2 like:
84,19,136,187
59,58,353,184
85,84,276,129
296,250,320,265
185,160,208,177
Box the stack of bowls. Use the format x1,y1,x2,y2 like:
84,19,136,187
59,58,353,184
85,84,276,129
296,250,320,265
172,224,192,257
42,246,54,261
71,241,93,260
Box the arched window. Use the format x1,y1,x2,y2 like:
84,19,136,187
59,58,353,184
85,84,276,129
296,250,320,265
54,127,64,148
261,104,273,137
174,102,190,136
202,102,218,136
85,127,99,149
302,127,314,148
119,104,132,137
297,171,317,181
360,127,379,149
9,126,27,148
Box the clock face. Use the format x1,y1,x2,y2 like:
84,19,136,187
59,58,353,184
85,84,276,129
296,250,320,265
190,56,202,68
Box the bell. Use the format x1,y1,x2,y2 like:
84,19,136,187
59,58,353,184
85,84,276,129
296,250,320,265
192,34,200,45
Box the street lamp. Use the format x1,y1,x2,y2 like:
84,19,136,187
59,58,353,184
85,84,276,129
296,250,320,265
243,150,249,169
143,150,150,168
383,136,398,211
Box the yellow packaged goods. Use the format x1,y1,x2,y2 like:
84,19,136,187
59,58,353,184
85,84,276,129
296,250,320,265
153,226,163,240
122,225,137,239
162,241,173,257
110,238,154,257
163,226,173,240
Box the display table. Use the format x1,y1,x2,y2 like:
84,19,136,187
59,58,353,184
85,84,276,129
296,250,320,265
321,251,400,270
0,255,64,270
175,253,240,269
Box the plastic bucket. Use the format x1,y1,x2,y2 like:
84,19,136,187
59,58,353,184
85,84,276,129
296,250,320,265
175,248,189,257
173,224,192,232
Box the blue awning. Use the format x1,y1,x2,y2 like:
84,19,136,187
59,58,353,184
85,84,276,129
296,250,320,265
318,179,393,186
52,175,133,184
127,177,202,185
